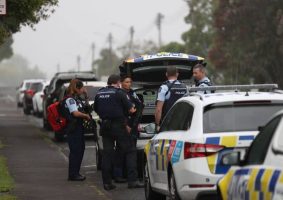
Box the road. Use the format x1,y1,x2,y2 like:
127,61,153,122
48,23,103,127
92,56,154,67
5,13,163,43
0,87,145,200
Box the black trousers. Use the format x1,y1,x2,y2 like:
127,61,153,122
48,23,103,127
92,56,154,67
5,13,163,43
67,124,85,178
101,121,138,184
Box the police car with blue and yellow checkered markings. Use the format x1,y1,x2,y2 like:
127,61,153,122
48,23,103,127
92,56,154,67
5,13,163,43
144,84,283,200
217,108,283,200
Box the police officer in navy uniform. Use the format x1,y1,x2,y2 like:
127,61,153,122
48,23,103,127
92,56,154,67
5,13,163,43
193,63,213,94
155,66,187,130
113,75,144,184
64,79,91,181
94,74,143,190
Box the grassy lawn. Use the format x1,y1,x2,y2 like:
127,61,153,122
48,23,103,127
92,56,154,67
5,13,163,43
0,141,16,200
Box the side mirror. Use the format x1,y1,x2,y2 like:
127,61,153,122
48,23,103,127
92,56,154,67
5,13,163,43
144,123,156,135
258,126,264,132
221,151,241,166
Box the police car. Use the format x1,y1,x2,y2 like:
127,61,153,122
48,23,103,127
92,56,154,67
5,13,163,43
217,108,283,200
144,84,283,200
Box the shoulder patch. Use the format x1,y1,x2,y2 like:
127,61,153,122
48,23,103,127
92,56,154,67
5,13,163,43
69,99,76,105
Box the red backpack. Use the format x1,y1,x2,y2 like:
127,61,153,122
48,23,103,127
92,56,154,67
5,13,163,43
47,100,67,132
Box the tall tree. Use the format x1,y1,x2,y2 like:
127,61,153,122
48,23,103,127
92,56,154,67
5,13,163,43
210,0,283,86
0,0,58,45
182,0,215,56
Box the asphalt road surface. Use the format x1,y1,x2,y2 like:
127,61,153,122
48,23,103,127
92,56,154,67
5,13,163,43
0,87,145,200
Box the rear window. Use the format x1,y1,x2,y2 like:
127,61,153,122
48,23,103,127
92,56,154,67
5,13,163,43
85,86,102,100
30,83,43,92
203,102,283,133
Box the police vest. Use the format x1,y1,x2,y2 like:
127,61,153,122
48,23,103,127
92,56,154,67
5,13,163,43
95,87,126,120
162,80,187,119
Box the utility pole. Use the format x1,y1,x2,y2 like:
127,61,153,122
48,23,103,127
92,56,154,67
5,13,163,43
129,26,134,57
108,33,113,67
77,55,81,72
91,43,95,72
156,13,164,48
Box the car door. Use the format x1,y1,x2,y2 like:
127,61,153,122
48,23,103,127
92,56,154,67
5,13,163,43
226,115,282,200
150,101,194,187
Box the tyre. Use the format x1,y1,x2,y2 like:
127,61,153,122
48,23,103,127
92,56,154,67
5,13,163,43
95,144,102,170
169,170,181,200
54,132,65,142
144,160,166,200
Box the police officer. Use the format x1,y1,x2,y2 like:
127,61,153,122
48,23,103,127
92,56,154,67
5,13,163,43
64,79,91,181
94,74,143,190
155,66,187,130
113,75,144,184
193,63,213,94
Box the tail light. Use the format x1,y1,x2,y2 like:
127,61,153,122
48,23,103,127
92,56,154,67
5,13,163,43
25,90,35,97
184,142,224,159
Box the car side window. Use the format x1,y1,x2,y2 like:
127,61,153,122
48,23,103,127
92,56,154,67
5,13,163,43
160,102,194,132
245,115,282,165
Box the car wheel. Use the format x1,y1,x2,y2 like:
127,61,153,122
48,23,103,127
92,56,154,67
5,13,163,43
54,132,64,142
95,144,102,170
169,170,181,200
144,160,166,200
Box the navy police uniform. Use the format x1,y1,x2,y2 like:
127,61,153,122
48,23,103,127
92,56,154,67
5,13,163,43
65,96,86,179
113,89,144,180
157,80,187,120
194,77,213,94
94,86,138,185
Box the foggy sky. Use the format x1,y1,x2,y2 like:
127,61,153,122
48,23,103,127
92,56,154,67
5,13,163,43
12,0,188,78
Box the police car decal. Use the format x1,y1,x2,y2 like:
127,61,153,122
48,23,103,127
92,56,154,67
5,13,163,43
219,167,283,200
205,135,256,174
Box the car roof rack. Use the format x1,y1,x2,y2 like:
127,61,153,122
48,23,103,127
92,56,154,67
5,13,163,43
187,84,278,93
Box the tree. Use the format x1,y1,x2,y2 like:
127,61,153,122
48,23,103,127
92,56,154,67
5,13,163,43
95,49,121,77
0,54,46,86
182,0,216,56
159,42,185,53
0,0,58,45
209,0,283,86
0,37,13,61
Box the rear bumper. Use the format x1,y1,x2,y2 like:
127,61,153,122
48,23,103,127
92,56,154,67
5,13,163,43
173,158,222,200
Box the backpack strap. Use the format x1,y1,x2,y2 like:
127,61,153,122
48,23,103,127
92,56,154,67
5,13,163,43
165,80,178,96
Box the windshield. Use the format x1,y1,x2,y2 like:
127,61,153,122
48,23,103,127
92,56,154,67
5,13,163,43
203,102,283,133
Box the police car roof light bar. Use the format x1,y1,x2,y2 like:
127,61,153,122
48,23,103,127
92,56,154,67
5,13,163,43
188,84,278,93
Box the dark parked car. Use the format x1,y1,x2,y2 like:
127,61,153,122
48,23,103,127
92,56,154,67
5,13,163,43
23,81,45,115
42,72,97,132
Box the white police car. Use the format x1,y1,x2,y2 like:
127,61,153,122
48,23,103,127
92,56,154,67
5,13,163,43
217,108,283,200
144,84,283,200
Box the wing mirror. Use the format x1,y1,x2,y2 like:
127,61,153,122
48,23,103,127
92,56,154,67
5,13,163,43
221,151,241,166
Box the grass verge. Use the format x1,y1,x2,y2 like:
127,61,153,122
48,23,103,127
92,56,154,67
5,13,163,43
0,156,14,193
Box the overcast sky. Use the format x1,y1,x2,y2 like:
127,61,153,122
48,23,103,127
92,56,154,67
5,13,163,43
12,0,188,78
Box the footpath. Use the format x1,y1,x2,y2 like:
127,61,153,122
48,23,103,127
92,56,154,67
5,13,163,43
0,103,109,200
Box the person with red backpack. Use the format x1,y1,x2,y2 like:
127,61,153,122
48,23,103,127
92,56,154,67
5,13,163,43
64,79,91,181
